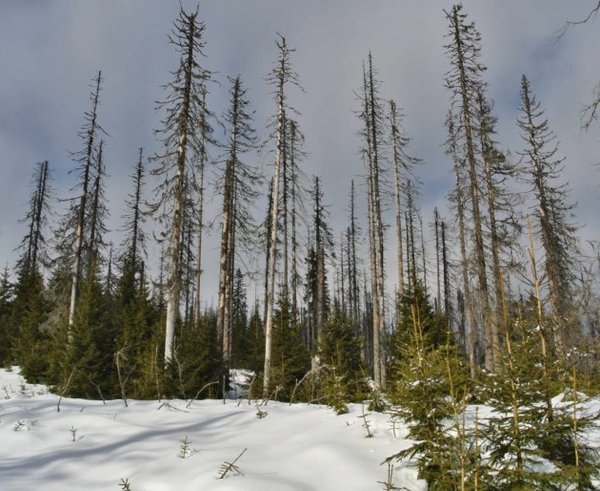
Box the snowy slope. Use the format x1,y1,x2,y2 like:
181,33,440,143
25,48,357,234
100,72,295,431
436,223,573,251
0,368,422,491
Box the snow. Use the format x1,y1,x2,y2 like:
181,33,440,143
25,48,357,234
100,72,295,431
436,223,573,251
0,368,423,491
2,367,599,490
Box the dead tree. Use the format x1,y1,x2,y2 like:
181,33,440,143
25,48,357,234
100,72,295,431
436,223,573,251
358,53,386,388
444,5,496,371
68,70,105,329
263,35,301,397
217,75,260,376
150,7,212,364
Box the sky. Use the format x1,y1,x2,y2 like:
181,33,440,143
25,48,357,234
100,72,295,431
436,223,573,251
1,0,599,304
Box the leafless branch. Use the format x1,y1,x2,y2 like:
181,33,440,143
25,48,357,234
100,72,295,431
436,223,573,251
557,1,600,38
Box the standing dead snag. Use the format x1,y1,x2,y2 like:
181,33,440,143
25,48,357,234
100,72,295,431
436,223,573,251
263,35,301,398
388,99,420,301
358,53,387,389
217,75,260,380
19,160,52,277
68,71,105,330
444,5,497,371
518,75,579,350
150,6,213,364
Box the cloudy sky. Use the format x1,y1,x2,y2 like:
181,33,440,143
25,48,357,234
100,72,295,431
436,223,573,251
1,1,599,302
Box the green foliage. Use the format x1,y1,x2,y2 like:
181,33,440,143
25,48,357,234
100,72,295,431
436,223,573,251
165,314,222,400
0,268,15,366
387,281,473,488
367,389,387,413
321,368,349,414
244,305,265,374
319,307,367,412
11,271,51,382
64,271,118,398
230,269,250,369
390,280,449,367
480,320,599,490
268,295,310,401
114,273,160,399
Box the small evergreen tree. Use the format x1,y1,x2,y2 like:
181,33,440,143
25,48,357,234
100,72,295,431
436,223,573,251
387,282,473,488
245,304,265,374
269,294,310,401
11,270,51,382
319,307,366,414
230,269,249,369
481,318,599,489
0,268,15,366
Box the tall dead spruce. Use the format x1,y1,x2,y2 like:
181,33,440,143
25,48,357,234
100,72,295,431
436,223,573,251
217,75,260,378
518,75,578,348
151,7,212,364
19,160,52,277
263,35,302,397
358,53,386,389
444,5,496,372
67,71,105,330
388,99,420,300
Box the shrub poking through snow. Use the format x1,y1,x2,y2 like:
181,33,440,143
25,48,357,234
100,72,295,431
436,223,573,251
359,403,374,438
322,366,349,415
255,403,268,419
377,462,401,491
179,435,191,459
218,448,247,479
13,420,26,431
118,478,132,491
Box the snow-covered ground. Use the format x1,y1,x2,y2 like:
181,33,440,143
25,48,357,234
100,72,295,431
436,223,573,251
2,367,599,490
0,368,421,491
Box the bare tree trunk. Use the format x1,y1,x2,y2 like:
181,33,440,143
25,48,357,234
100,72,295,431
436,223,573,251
263,46,287,397
419,214,428,292
434,208,442,311
451,9,494,370
340,235,346,313
446,109,478,371
441,220,451,317
193,97,207,328
455,164,478,375
291,150,299,325
30,160,49,274
88,140,104,271
390,100,405,300
363,54,386,389
165,21,196,364
68,71,102,330
349,180,360,327
282,125,289,303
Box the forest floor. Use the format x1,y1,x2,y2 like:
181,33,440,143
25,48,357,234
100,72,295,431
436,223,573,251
1,367,600,490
